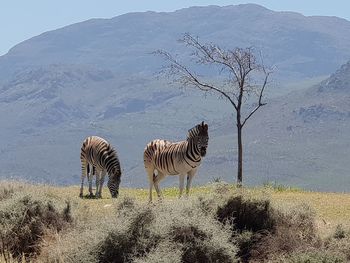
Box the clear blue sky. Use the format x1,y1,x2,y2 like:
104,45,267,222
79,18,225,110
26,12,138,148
1,0,349,56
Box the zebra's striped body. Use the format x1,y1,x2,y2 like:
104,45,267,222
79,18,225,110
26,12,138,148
144,122,209,202
80,136,121,198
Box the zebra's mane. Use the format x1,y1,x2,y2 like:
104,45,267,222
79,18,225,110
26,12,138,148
187,121,208,140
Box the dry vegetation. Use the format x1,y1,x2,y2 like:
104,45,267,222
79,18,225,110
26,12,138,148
0,180,350,262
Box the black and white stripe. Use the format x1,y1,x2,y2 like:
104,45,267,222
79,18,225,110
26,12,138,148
144,121,209,202
80,136,121,198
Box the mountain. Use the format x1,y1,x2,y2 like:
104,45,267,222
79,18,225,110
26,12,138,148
229,60,350,191
0,4,350,190
1,4,350,82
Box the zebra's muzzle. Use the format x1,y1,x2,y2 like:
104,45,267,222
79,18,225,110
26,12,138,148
200,147,207,157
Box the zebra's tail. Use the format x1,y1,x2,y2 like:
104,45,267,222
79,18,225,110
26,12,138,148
143,144,155,170
80,153,88,198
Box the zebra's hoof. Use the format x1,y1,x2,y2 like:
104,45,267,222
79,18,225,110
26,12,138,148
79,193,83,198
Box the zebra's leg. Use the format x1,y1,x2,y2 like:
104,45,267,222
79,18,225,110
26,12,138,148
154,172,165,200
146,169,155,203
95,168,101,198
98,170,106,198
80,159,88,198
186,170,196,197
179,174,185,198
88,165,95,198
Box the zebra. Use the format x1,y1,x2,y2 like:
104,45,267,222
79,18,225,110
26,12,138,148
80,136,121,198
144,121,209,202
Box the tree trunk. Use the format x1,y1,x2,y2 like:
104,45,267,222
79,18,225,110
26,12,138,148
237,124,243,187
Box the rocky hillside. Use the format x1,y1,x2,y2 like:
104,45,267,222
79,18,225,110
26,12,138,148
0,4,350,190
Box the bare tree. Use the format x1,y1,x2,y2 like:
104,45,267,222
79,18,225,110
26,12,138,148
155,33,272,186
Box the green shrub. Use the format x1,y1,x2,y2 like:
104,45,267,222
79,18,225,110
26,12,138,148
263,181,300,192
212,177,222,183
333,224,347,239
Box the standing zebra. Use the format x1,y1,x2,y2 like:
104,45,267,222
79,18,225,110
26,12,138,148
80,136,121,198
144,121,209,202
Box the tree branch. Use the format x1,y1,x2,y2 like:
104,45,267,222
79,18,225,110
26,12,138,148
241,71,269,127
154,49,238,110
155,33,272,127
182,33,241,82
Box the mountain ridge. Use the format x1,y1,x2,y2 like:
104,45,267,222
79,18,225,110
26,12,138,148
2,4,350,81
0,4,350,190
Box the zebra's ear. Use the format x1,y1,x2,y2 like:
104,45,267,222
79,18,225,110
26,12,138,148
199,121,208,133
203,123,208,131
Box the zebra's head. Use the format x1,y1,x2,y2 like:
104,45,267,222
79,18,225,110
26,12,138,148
188,121,209,157
107,172,121,198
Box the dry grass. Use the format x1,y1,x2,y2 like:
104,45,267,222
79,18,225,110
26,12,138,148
14,182,350,237
1,180,350,262
4,181,350,227
269,191,350,237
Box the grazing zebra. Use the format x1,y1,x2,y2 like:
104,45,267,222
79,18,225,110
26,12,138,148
80,136,121,198
144,121,209,202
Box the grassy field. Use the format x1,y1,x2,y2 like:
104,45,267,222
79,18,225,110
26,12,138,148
270,190,350,236
24,183,350,227
1,181,350,262
27,182,350,237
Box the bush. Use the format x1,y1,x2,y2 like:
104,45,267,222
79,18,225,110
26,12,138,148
324,231,350,261
280,251,346,263
333,224,347,239
117,196,136,212
133,241,183,263
98,207,157,263
216,195,321,262
35,184,345,263
0,181,25,201
248,204,320,262
217,195,276,233
216,195,276,261
163,201,237,263
47,196,237,263
171,224,234,263
0,195,72,260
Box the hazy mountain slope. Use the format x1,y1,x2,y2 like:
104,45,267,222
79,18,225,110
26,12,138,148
0,5,350,190
1,4,350,82
218,61,350,191
1,61,348,190
117,61,350,191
